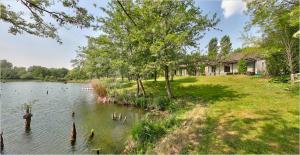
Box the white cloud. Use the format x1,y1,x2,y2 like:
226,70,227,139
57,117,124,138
221,0,247,18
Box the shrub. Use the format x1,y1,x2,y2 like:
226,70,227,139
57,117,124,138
153,96,170,111
287,84,300,95
130,114,180,153
269,75,290,83
132,116,166,145
238,60,247,74
91,79,108,97
135,97,148,108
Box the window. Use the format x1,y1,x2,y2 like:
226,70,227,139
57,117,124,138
211,66,216,72
224,66,230,72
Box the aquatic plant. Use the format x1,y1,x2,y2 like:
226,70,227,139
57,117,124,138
21,99,38,111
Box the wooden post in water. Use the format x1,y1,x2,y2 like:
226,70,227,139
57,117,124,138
0,132,3,151
23,106,33,130
70,122,76,145
72,111,75,117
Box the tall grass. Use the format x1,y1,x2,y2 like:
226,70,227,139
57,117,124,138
91,79,108,97
130,114,180,153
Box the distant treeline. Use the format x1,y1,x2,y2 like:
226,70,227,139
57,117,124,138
0,60,88,81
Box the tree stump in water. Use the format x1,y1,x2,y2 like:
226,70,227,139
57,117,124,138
23,107,33,130
89,129,95,139
0,132,3,151
112,112,117,120
118,113,122,120
70,122,76,145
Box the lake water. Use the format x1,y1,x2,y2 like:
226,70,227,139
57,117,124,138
0,82,143,154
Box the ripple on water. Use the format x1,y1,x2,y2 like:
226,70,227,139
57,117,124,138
1,82,143,153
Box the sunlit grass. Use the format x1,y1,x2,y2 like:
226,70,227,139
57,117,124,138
121,75,298,153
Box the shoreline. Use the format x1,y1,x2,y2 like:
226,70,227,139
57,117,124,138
1,79,90,83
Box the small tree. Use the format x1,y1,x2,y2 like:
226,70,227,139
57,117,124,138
207,37,218,60
238,60,247,74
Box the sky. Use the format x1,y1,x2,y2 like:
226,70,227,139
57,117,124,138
0,0,259,69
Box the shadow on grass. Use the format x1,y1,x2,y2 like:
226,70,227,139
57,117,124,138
198,110,299,153
144,77,246,105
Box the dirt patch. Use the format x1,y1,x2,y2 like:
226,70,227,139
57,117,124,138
152,105,206,154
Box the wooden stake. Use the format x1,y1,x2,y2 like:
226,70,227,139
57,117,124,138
0,132,3,151
70,122,76,145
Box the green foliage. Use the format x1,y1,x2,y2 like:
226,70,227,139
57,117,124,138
199,64,206,75
66,67,88,80
153,96,170,111
237,60,247,74
132,115,166,145
208,37,218,60
0,59,78,81
0,0,94,43
131,114,180,153
73,0,219,98
246,0,299,78
135,97,149,109
266,51,290,76
269,75,290,83
220,35,232,56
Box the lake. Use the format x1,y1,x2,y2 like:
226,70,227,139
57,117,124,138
0,82,143,154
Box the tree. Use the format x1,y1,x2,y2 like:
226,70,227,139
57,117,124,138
141,0,219,98
220,35,232,56
14,67,27,79
207,37,218,60
0,0,94,43
246,0,299,82
0,60,13,79
78,0,219,98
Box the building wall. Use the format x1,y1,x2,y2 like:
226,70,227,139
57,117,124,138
255,59,266,74
232,63,238,73
205,64,234,76
205,59,267,76
247,61,255,73
175,68,188,76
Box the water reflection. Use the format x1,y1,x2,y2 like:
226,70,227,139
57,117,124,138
1,82,143,154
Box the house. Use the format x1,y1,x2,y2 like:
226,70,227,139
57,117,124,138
205,52,266,76
175,64,189,76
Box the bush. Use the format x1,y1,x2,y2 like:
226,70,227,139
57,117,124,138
153,96,170,111
130,114,180,153
286,84,299,95
131,114,179,154
269,75,290,83
132,116,166,145
135,97,149,108
238,60,247,74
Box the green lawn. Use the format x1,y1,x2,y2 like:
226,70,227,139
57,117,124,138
135,75,299,153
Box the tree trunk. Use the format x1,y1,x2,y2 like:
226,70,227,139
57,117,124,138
281,27,295,83
286,48,295,83
164,65,173,99
138,79,146,96
136,74,145,96
136,77,140,96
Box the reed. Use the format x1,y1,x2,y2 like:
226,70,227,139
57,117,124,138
91,79,108,98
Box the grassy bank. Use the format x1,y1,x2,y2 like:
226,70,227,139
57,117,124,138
113,75,299,154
